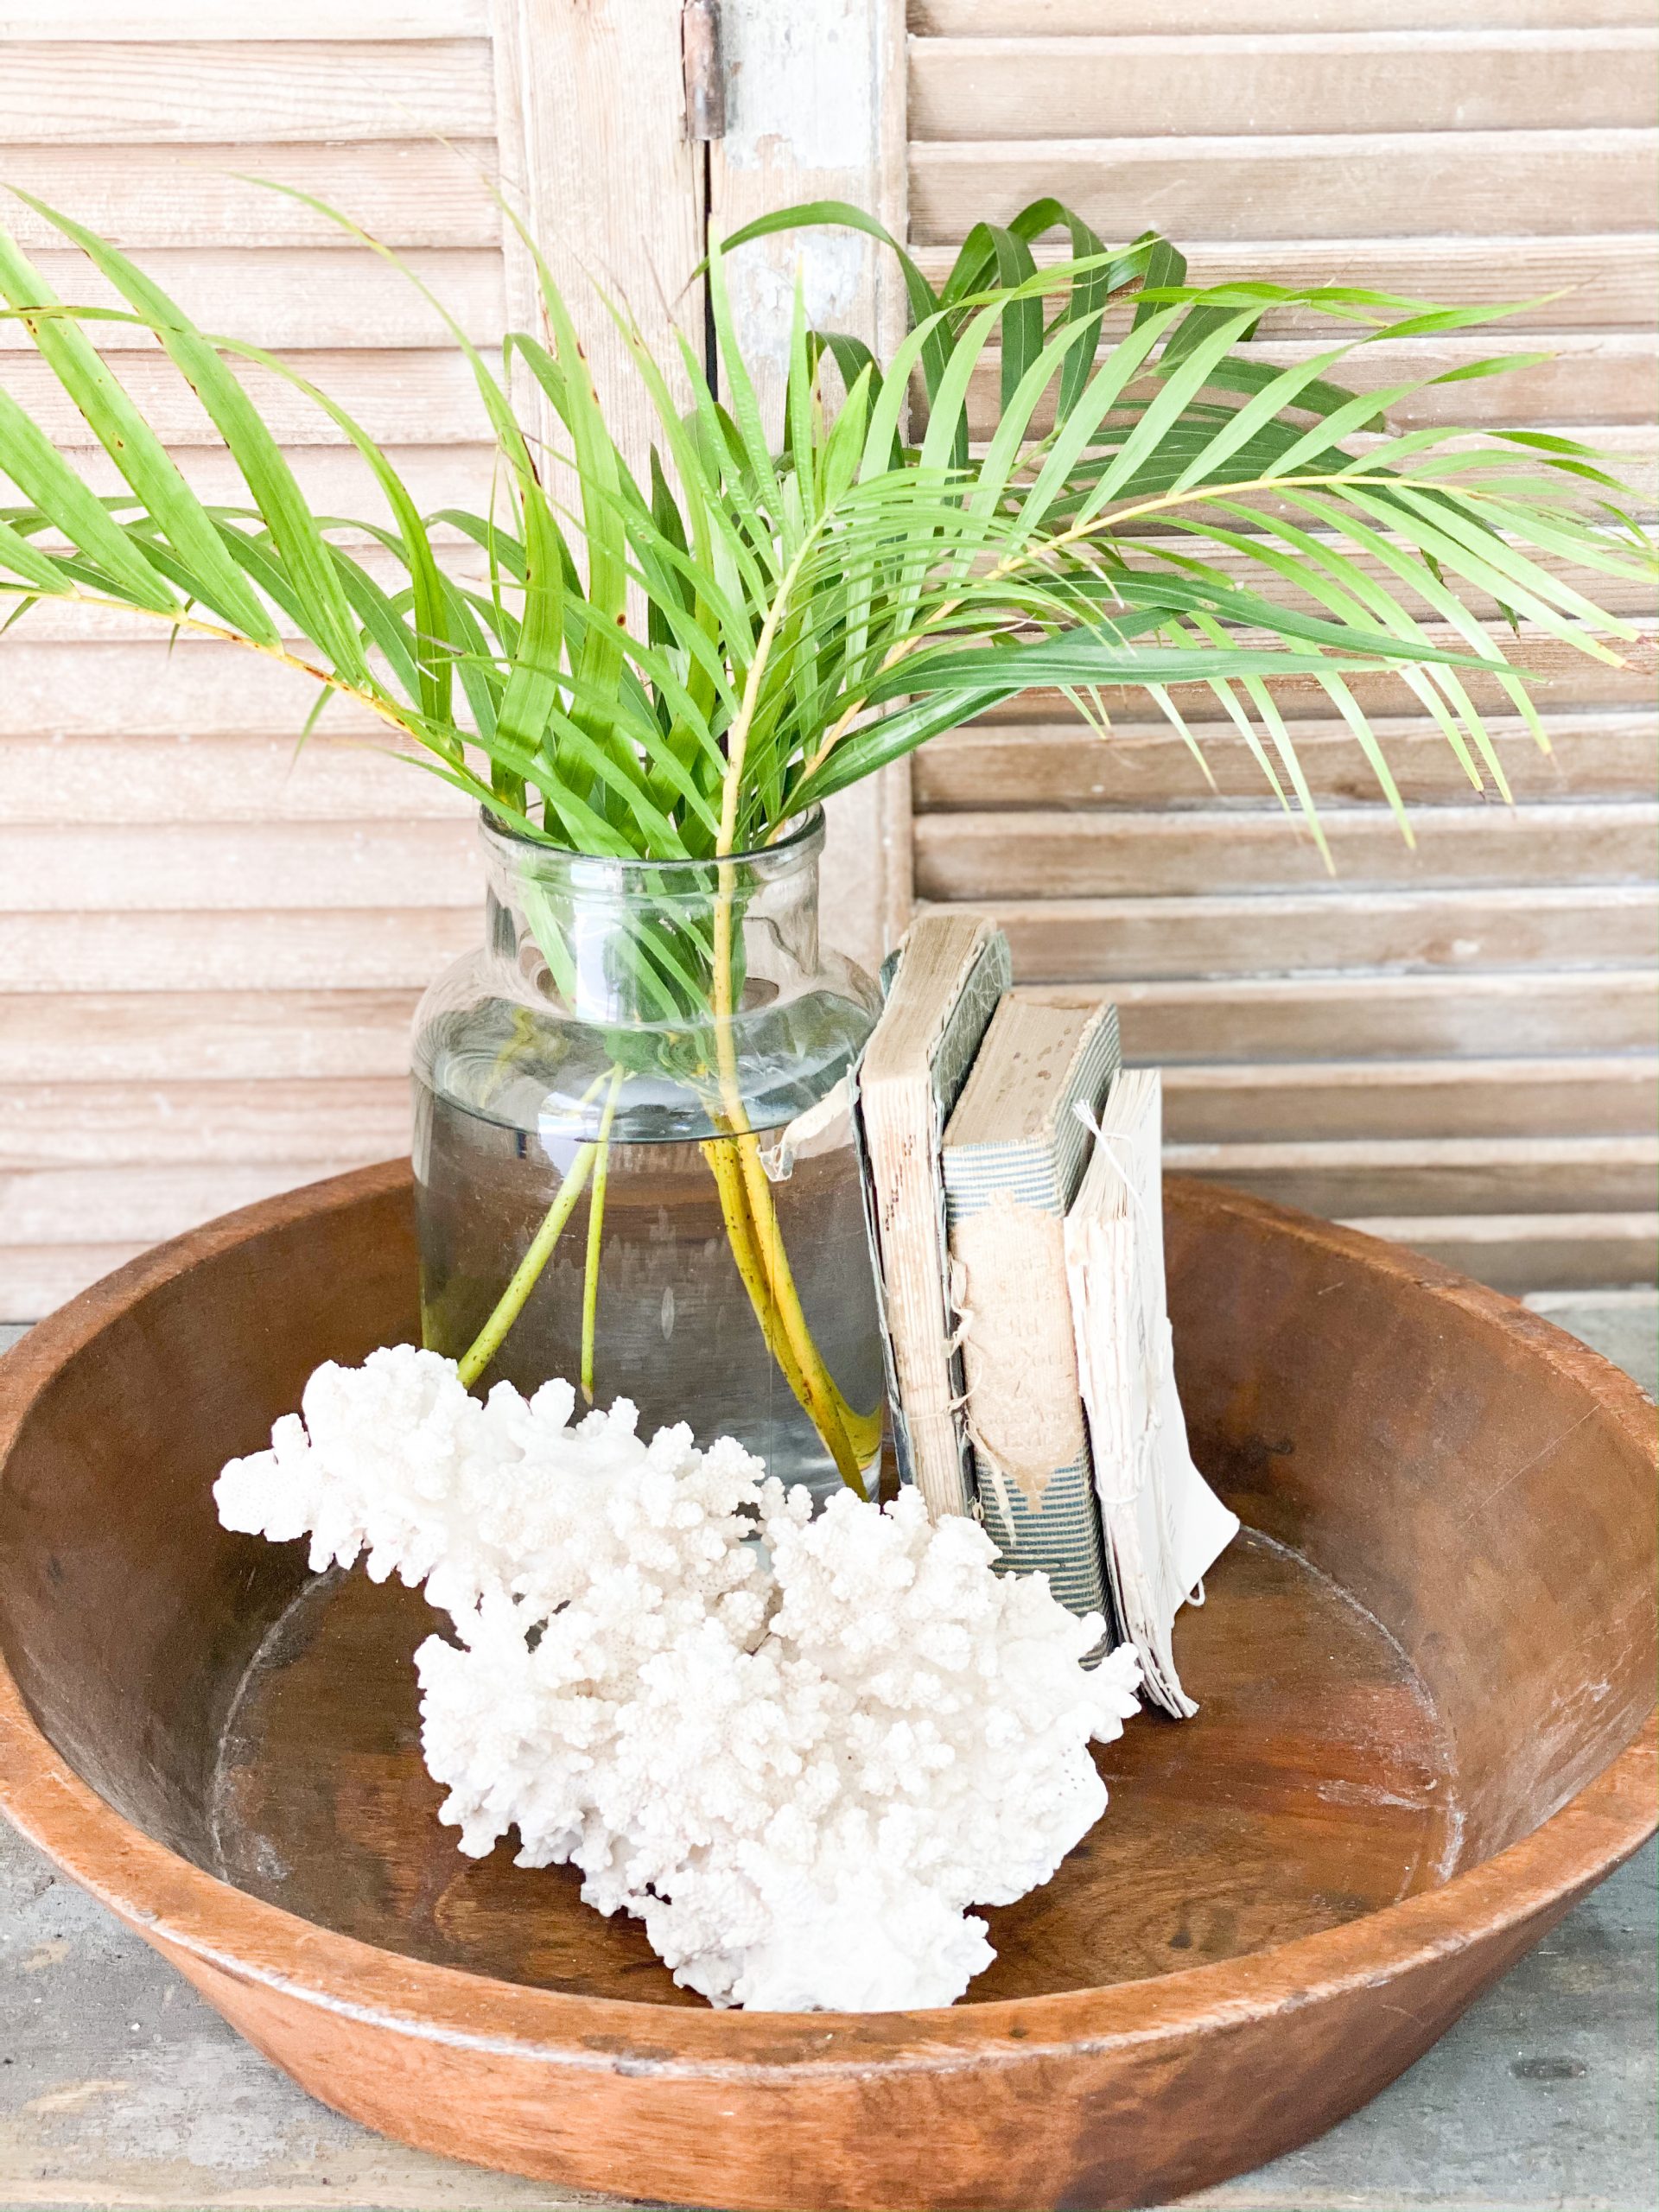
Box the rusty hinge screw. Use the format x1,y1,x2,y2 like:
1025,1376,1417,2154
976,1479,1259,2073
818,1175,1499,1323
682,0,725,142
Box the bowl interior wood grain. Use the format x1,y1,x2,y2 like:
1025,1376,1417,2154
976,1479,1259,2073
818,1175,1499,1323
0,1166,1651,2212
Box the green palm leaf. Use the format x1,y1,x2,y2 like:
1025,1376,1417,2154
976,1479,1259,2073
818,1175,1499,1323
1,182,1649,874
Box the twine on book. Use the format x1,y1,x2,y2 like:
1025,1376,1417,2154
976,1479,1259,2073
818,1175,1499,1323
963,1420,1020,1547
943,1255,974,1363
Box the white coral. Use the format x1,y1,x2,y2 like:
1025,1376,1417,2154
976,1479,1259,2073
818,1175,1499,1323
216,1345,1140,2012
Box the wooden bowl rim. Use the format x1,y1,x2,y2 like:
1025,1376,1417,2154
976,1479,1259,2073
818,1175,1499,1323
1,1160,1653,2079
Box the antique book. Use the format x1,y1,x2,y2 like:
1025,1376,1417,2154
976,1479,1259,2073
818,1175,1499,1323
851,912,1012,1519
1064,1066,1239,1716
940,994,1120,1624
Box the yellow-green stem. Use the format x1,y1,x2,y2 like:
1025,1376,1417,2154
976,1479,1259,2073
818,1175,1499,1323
699,1136,818,1412
455,1067,611,1389
456,1141,597,1389
708,872,880,1494
579,1064,626,1402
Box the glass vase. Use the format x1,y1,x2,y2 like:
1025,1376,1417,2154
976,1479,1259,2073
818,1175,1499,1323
411,811,886,1505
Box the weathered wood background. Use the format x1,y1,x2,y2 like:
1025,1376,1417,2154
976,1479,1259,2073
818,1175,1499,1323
0,0,1654,1314
906,0,1658,1292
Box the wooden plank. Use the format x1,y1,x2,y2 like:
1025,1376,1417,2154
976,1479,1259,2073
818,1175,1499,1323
912,33,1659,142
0,992,419,1082
963,622,1659,724
10,537,490,639
912,711,1659,810
1163,1057,1659,1143
490,0,702,477
914,235,1659,336
912,3,1656,32
0,1243,146,1318
956,531,1657,625
918,885,1655,983
8,892,1644,1001
1339,1210,1659,1291
959,333,1657,435
0,644,384,738
913,800,1659,900
0,144,502,251
10,629,1648,747
0,1079,411,1168
1421,424,1656,518
0,2,486,34
0,910,475,995
18,1067,1612,1170
0,249,505,353
0,41,494,145
1166,1135,1659,1216
21,1141,1600,1252
909,132,1659,244
39,441,506,532
709,0,912,971
1,349,488,448
0,822,481,913
0,1163,365,1246
1028,971,1659,1060
0,734,471,823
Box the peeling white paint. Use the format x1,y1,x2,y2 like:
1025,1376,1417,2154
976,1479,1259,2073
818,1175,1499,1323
720,0,875,177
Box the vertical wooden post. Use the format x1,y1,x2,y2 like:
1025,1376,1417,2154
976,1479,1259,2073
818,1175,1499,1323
488,0,707,475
709,0,912,973
490,0,912,973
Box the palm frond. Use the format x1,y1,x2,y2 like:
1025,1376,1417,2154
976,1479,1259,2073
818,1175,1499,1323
1,185,1651,875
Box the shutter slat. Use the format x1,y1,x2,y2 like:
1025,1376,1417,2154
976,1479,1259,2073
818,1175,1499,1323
912,33,1659,142
1165,1058,1659,1143
0,823,482,914
914,803,1659,900
1037,972,1659,1059
912,237,1657,335
0,1079,411,1168
912,3,1656,32
914,712,1659,809
955,332,1656,433
0,3,486,35
0,992,420,1083
3,349,487,448
1169,1135,1659,1217
0,143,500,250
0,912,474,995
910,132,1658,242
0,41,494,144
918,886,1656,982
0,250,505,352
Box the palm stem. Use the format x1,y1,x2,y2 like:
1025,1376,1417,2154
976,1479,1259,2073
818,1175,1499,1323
579,1063,626,1402
455,1065,611,1389
707,869,880,1494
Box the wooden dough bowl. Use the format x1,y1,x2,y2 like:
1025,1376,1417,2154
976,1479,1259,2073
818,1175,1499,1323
0,1163,1652,2211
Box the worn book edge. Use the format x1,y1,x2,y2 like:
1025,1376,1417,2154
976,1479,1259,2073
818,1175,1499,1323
850,915,1012,1520
1065,1065,1240,1717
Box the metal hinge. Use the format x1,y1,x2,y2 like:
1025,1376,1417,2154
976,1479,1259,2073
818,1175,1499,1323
682,0,726,142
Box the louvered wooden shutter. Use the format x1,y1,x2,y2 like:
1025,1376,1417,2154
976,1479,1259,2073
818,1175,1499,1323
0,0,708,1318
906,0,1658,1291
3,0,1654,1314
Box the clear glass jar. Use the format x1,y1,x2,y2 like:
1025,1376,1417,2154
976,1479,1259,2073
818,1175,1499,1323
411,811,885,1505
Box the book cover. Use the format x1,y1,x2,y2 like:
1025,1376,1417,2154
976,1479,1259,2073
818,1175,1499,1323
850,913,1012,1518
1065,1066,1240,1715
941,995,1121,1627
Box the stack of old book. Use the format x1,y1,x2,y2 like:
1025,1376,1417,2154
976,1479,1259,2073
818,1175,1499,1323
851,912,1237,1713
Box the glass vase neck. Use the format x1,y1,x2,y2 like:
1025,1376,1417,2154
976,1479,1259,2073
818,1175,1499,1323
480,812,824,1029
